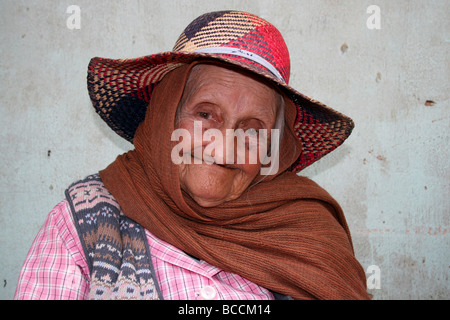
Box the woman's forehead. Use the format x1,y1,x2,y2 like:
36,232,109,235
183,64,280,112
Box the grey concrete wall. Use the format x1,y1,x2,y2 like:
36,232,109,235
1,0,448,299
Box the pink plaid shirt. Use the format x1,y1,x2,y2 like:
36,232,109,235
15,200,275,300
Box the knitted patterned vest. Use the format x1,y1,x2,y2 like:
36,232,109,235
65,174,162,300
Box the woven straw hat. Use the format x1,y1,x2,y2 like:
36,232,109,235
87,10,354,173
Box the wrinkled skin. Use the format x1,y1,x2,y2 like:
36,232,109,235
176,64,280,207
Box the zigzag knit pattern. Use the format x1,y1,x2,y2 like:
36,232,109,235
65,174,161,300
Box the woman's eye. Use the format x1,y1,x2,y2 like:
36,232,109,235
198,112,211,119
246,128,258,135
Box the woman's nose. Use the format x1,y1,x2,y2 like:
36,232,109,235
203,127,256,165
201,127,233,164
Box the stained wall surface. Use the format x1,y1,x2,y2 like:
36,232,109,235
1,0,448,299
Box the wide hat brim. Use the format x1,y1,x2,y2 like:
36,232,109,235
87,51,354,173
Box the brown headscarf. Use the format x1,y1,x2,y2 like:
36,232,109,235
99,61,370,300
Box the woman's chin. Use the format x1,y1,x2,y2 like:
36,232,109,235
179,170,231,207
178,160,259,207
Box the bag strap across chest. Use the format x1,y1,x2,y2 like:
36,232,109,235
65,174,161,300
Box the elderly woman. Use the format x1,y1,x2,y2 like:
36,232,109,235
15,10,370,300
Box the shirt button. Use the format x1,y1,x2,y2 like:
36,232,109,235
199,286,217,300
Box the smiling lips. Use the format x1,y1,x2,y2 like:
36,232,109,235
190,154,237,170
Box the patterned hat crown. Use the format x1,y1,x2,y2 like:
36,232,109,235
172,11,291,85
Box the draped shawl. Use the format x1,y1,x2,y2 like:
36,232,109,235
99,62,370,300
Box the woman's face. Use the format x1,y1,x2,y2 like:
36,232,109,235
176,64,280,207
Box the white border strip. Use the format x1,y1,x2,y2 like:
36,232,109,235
194,46,285,83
